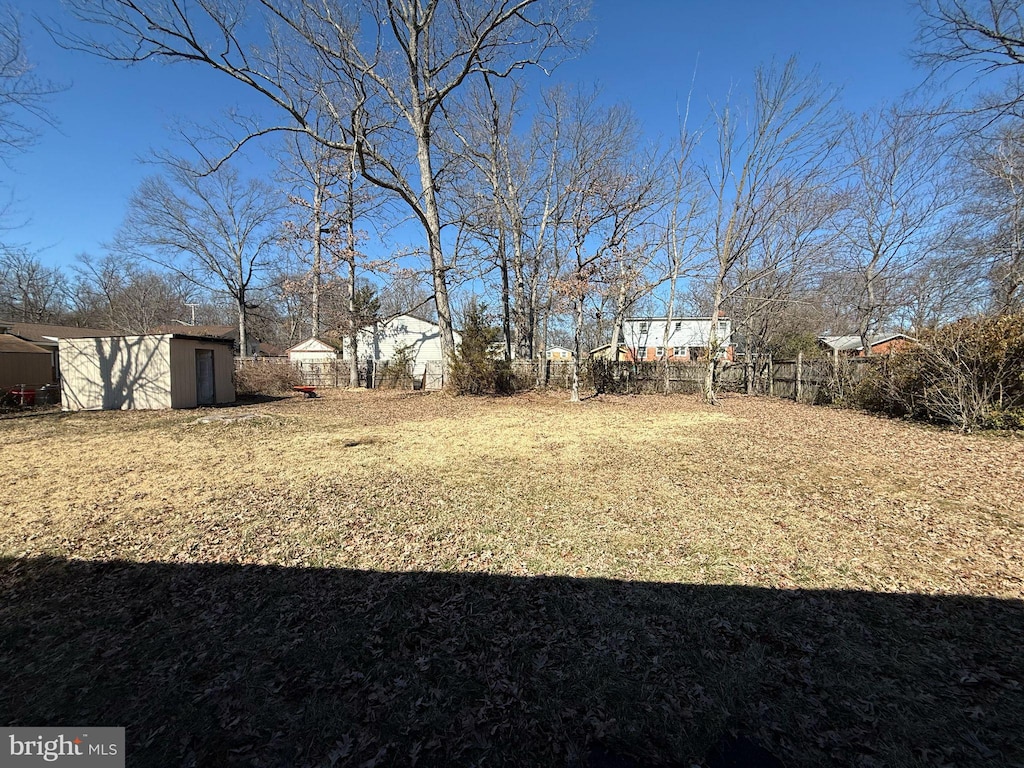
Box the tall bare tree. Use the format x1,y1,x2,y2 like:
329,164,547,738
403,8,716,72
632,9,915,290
553,91,664,402
835,104,953,352
701,58,838,402
55,0,584,383
958,123,1024,310
114,163,284,357
281,130,380,385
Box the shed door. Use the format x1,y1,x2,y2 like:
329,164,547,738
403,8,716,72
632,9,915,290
196,349,215,405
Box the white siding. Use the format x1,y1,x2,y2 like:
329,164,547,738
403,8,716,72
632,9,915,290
623,318,732,354
359,315,462,376
286,338,340,365
60,336,172,410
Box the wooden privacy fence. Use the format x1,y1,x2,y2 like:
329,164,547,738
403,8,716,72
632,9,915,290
236,353,872,402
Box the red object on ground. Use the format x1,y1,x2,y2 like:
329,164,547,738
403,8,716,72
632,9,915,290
9,387,36,405
292,385,318,398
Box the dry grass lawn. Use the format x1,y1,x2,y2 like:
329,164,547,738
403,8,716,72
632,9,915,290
1,391,1022,766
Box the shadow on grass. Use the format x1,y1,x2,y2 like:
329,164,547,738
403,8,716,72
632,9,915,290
222,394,291,407
1,557,1020,767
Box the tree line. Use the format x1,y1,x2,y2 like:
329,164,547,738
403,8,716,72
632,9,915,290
2,0,1023,401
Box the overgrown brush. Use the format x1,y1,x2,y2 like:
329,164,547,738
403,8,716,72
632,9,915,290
851,313,1024,431
449,301,515,395
233,362,303,396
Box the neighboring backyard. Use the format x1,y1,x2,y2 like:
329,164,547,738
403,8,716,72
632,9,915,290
1,391,1022,767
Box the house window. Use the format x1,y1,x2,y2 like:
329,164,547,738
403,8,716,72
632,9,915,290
655,346,664,358
674,321,682,331
638,321,648,334
689,346,706,360
672,346,684,357
635,347,648,360
717,321,728,337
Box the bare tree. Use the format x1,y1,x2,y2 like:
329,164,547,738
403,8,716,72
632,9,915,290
916,0,1024,121
280,131,380,385
70,252,194,332
54,0,584,383
835,103,953,353
114,163,284,357
0,248,68,322
701,58,839,402
554,91,665,402
957,123,1024,311
0,5,60,164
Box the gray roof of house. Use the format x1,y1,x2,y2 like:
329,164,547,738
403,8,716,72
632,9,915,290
818,333,912,351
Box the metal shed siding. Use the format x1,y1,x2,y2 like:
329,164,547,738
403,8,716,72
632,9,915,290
0,352,52,389
169,338,236,408
60,336,173,410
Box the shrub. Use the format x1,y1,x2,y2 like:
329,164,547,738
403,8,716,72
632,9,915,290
449,301,515,395
379,344,416,389
849,314,1024,431
234,362,303,396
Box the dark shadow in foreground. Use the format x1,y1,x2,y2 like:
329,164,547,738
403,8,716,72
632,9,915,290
1,557,1020,767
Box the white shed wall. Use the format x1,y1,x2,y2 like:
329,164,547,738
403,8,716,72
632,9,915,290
60,336,172,410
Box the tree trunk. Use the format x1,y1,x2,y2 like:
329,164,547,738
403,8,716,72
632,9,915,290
311,184,323,339
347,258,359,388
236,251,249,358
413,130,456,380
346,156,360,388
858,262,878,357
237,293,248,360
704,272,725,404
499,227,512,361
571,296,584,402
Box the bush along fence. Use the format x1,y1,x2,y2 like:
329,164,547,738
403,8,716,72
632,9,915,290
234,357,445,392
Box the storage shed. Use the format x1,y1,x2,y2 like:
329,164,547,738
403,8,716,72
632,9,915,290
0,333,52,391
59,334,235,411
286,337,342,364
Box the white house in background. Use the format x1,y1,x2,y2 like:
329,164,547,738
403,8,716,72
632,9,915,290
546,345,574,361
358,314,463,379
285,337,342,365
620,317,734,362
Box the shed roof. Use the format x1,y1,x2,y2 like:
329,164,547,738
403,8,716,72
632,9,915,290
0,333,50,354
0,321,118,345
150,324,237,339
59,333,235,345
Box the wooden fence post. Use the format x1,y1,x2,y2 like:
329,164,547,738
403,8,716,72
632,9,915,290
796,351,803,402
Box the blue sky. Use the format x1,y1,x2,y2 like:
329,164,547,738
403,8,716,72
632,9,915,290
8,0,929,271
